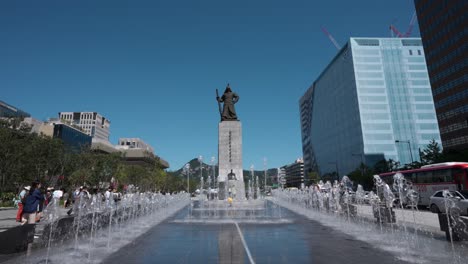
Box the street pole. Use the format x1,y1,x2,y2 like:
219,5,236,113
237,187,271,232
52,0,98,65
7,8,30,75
185,163,190,195
198,155,203,190
263,157,267,193
211,156,216,190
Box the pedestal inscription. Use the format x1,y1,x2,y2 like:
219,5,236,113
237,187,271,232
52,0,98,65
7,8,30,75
218,121,245,200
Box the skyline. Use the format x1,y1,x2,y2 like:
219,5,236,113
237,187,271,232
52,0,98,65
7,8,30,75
0,0,418,170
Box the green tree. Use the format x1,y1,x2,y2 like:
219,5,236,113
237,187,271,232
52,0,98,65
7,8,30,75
348,163,374,190
373,159,401,174
307,171,320,185
420,139,442,165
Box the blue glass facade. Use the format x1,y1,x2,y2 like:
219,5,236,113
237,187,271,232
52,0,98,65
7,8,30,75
300,38,441,175
0,100,30,118
53,124,92,152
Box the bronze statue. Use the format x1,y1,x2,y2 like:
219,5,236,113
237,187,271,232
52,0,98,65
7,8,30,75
228,169,237,180
216,84,239,121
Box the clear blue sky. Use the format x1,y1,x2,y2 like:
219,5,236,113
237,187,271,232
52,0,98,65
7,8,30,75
0,0,418,171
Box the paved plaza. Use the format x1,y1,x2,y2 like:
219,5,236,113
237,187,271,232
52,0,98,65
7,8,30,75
0,208,19,233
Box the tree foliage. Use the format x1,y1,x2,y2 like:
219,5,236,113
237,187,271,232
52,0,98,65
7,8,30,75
0,120,180,193
420,139,442,165
347,163,374,190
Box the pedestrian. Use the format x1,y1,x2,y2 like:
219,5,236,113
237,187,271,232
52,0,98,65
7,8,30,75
53,187,64,199
67,186,82,215
45,187,54,207
104,187,112,206
16,186,30,223
63,190,70,208
22,181,44,224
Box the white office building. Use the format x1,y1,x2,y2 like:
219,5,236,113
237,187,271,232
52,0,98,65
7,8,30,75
116,138,155,153
59,112,110,141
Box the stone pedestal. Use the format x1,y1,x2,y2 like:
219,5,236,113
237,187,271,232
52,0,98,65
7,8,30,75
218,121,245,200
218,182,226,200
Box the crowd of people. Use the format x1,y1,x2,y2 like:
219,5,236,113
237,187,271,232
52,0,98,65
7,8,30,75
15,182,122,225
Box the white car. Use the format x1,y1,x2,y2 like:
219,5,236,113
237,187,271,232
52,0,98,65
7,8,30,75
429,190,468,216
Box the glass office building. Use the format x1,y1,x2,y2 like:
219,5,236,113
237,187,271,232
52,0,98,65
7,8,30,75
300,38,441,175
0,100,30,118
53,124,92,152
414,0,468,150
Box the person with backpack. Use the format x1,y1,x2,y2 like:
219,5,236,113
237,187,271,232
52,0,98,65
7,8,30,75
16,186,30,223
22,181,44,224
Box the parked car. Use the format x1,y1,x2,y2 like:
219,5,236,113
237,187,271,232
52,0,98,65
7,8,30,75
429,190,468,216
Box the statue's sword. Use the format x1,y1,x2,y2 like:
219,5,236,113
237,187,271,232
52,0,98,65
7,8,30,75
216,89,222,120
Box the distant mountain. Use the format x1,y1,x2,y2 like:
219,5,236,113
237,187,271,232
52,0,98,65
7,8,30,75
167,158,278,183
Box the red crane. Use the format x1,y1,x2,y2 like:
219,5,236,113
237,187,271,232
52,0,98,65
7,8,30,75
321,26,341,50
390,11,417,38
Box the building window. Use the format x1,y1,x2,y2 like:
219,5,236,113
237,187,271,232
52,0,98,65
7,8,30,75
417,50,421,56
409,50,413,55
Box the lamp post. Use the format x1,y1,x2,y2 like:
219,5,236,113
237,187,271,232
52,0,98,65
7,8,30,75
250,164,254,183
395,140,414,164
210,156,216,190
184,163,190,195
263,157,267,193
198,155,203,190
250,164,255,198
249,164,257,199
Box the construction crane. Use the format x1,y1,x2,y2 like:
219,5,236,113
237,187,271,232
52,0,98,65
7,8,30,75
321,26,341,50
389,11,417,38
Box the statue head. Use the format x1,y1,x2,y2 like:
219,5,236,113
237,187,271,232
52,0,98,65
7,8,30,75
224,83,232,93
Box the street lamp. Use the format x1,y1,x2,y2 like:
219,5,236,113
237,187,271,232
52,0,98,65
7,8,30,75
210,156,216,190
250,164,254,183
263,157,267,193
395,140,414,163
184,163,190,195
198,155,203,190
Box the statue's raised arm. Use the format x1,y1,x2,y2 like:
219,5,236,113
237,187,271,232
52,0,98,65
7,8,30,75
216,84,239,121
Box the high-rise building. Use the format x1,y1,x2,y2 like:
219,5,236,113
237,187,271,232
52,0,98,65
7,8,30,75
58,112,110,141
414,0,468,150
300,38,441,175
280,158,305,188
0,100,30,118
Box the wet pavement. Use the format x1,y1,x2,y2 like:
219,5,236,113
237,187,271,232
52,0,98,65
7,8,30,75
102,201,409,264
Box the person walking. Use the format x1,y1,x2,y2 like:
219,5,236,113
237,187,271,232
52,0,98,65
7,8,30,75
67,186,82,215
16,186,30,223
22,182,44,224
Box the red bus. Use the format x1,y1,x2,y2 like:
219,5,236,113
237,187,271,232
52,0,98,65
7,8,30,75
379,162,468,207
